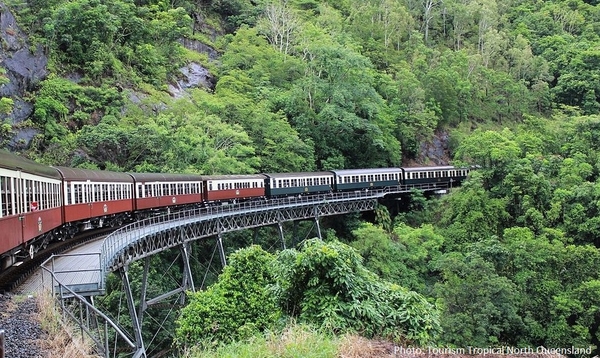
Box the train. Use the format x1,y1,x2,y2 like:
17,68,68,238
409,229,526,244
0,150,472,270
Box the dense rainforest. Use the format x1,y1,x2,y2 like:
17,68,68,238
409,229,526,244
2,0,600,356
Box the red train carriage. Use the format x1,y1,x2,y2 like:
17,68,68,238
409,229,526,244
402,166,471,186
130,173,203,212
202,175,266,203
53,167,134,234
0,151,63,268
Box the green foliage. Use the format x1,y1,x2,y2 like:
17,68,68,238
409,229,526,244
72,93,259,173
437,172,510,249
433,252,523,346
184,324,339,358
39,0,191,84
33,75,123,144
0,98,14,114
175,246,281,348
10,0,600,351
274,239,440,345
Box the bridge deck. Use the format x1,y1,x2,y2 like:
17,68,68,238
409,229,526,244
30,240,104,297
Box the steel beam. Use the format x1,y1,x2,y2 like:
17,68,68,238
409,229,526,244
119,267,146,358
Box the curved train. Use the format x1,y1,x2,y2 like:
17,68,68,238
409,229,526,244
0,150,472,270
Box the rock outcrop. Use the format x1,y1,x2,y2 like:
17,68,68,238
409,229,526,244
0,4,48,149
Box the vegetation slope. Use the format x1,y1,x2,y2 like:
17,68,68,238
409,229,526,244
2,0,600,356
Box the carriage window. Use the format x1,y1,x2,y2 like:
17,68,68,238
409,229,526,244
51,182,57,208
48,183,53,208
23,180,30,213
74,184,82,204
65,183,71,205
30,181,38,211
1,176,9,217
37,182,44,210
48,183,54,208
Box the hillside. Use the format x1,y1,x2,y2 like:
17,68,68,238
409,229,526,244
1,0,600,356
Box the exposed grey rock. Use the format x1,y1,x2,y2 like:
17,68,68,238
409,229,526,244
168,62,215,98
0,4,48,148
180,38,219,60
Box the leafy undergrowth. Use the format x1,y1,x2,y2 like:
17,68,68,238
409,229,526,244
183,324,398,358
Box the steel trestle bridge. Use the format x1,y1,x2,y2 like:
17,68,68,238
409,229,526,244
41,182,451,358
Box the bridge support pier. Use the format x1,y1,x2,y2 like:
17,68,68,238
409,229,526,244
314,217,322,239
217,233,227,267
180,241,195,299
277,222,286,250
138,257,150,327
119,266,147,358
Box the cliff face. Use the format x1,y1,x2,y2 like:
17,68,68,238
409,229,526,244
0,3,48,150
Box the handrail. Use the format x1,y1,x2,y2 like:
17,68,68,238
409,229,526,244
98,183,450,284
40,257,136,349
99,189,388,279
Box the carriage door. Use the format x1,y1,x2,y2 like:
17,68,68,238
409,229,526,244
15,170,26,245
87,181,95,215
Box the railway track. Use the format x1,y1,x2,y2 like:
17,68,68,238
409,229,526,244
0,227,115,293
